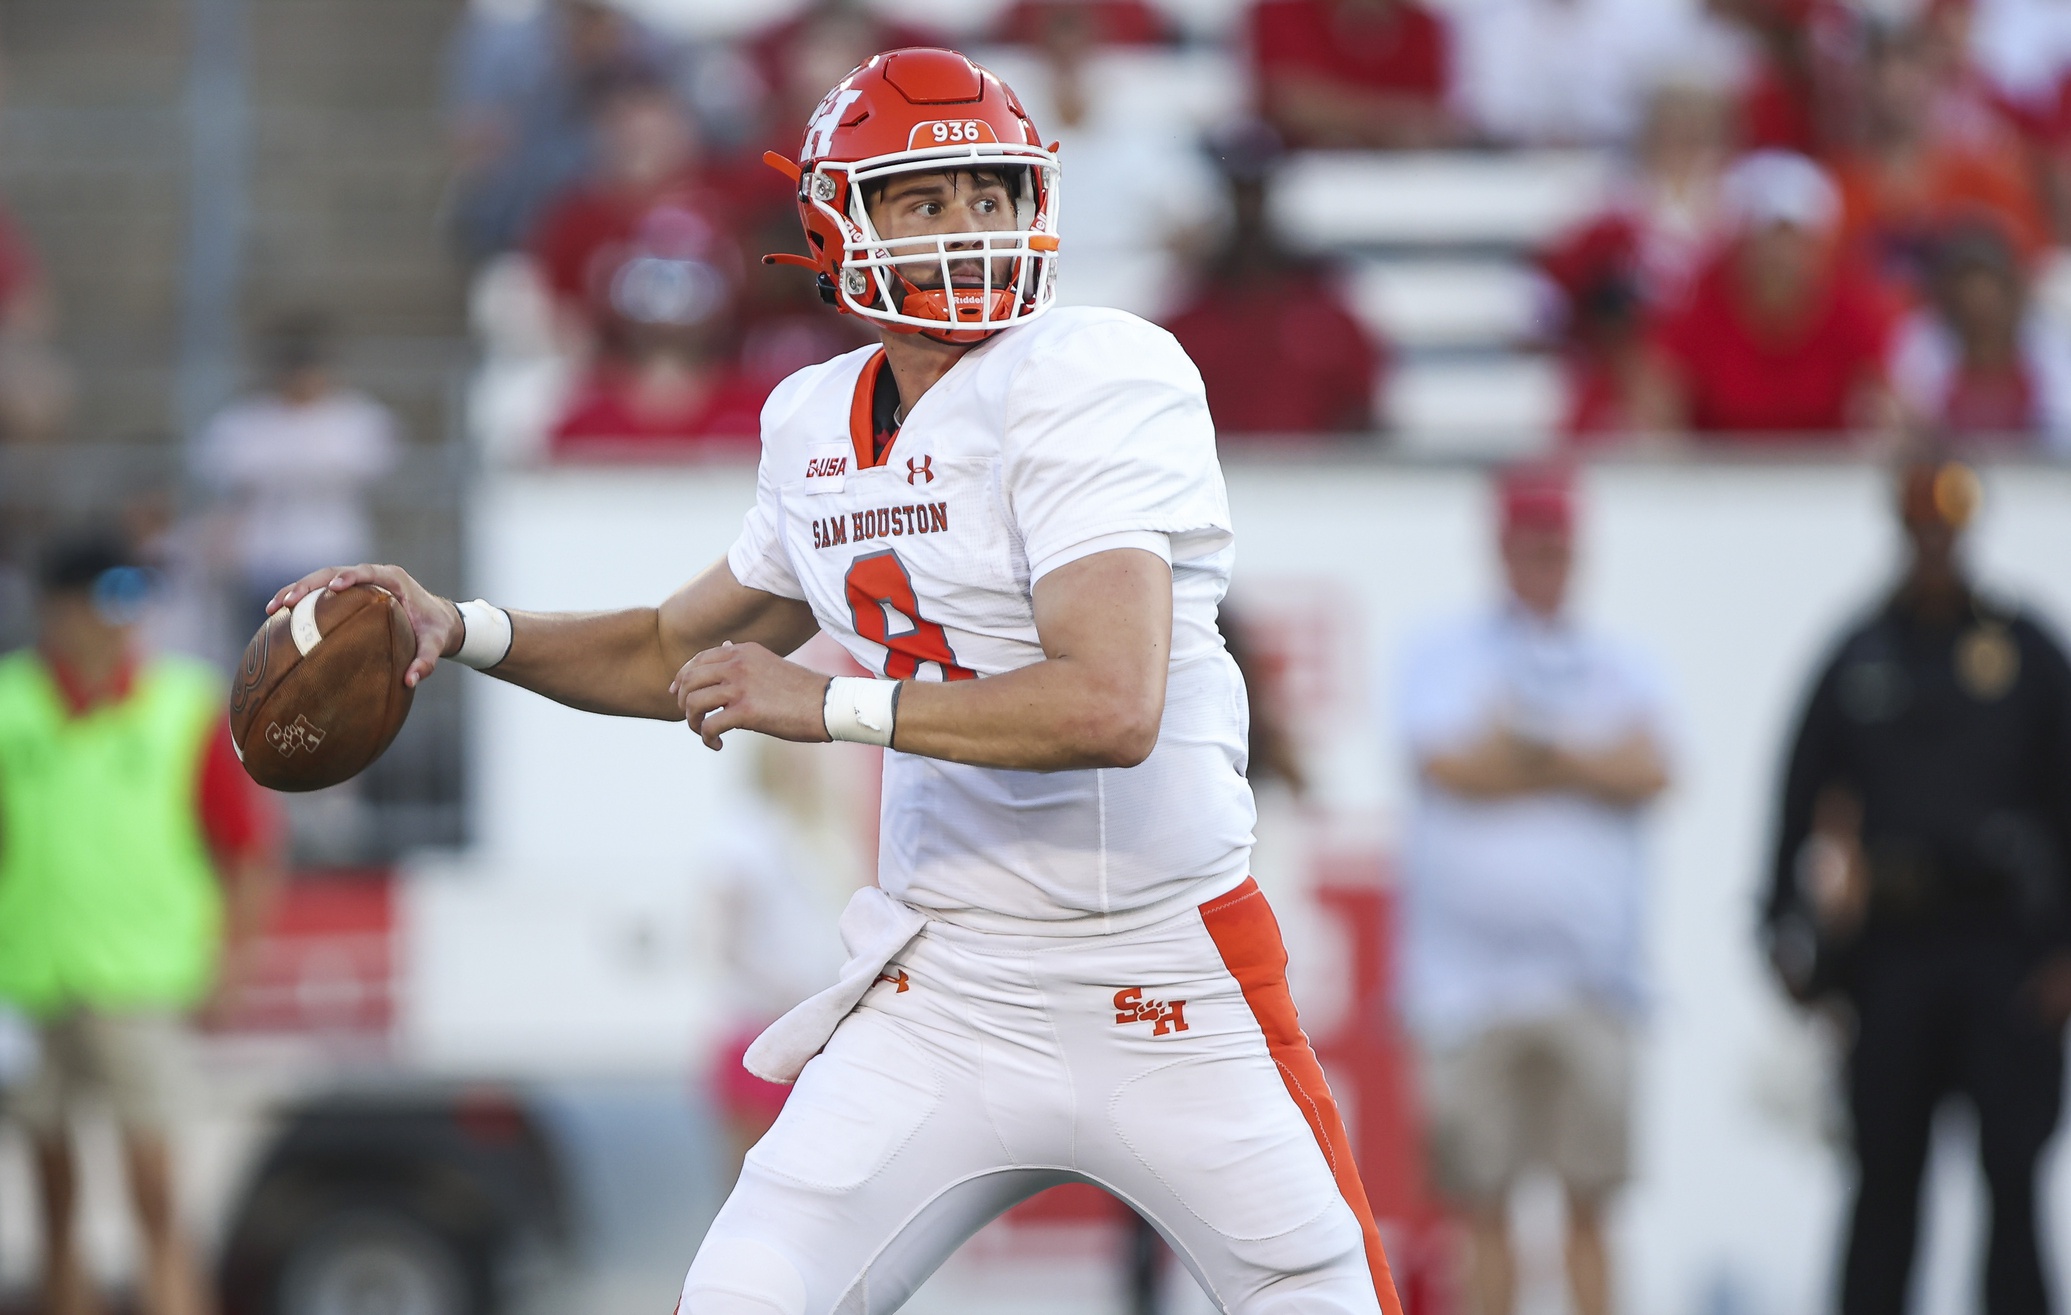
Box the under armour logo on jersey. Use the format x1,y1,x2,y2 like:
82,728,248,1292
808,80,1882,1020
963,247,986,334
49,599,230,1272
875,968,910,993
804,89,864,161
266,714,327,757
1114,987,1189,1036
906,456,935,485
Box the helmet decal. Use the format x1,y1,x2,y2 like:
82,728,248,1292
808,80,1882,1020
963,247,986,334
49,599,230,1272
804,89,864,163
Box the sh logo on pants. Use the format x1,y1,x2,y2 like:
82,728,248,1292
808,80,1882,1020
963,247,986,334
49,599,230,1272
1114,987,1189,1036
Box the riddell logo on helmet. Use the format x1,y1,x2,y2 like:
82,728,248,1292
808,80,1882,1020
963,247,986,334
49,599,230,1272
1114,987,1189,1036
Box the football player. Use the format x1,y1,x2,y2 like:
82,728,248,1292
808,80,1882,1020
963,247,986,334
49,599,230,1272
271,48,1401,1315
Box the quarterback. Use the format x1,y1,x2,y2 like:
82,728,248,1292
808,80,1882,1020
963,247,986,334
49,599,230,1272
272,48,1401,1315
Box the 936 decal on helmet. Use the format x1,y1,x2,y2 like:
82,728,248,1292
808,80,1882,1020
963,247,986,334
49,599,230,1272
760,48,1061,345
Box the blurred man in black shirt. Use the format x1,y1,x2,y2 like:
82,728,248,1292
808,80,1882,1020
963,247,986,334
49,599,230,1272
1765,459,2071,1315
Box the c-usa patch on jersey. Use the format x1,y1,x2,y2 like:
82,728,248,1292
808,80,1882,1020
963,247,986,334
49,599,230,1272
803,441,850,494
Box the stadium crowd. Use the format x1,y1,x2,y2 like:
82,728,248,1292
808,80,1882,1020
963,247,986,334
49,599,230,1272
4,0,2069,457
437,0,2071,457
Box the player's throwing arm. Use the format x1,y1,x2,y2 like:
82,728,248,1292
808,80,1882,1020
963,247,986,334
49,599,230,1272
262,542,1170,773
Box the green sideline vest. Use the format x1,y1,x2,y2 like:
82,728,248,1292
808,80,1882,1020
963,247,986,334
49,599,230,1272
0,650,224,1016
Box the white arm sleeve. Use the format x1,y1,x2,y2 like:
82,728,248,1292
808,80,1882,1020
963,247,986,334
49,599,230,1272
1029,530,1171,586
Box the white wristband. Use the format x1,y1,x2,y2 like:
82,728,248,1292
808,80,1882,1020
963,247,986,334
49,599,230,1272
823,676,900,747
451,599,514,670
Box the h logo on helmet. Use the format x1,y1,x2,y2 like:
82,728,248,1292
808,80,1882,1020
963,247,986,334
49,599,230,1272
805,89,864,162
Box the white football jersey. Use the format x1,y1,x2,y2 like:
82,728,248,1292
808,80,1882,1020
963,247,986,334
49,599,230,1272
726,307,1256,933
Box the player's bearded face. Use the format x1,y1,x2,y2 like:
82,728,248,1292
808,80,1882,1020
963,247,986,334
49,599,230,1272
863,169,1020,292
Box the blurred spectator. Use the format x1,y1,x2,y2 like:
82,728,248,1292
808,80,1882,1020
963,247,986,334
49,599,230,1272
533,86,763,455
1608,80,1741,302
530,79,732,357
745,0,942,165
549,303,766,456
1538,221,1651,440
1162,132,1386,438
0,530,280,1315
191,314,401,640
1969,0,2071,239
1912,0,2026,156
1636,150,1898,440
1394,467,1671,1315
1449,0,1722,148
996,0,1220,318
1890,220,2071,450
1832,19,2047,294
122,489,231,666
1538,82,1736,438
1707,0,1855,156
1970,0,2071,126
1764,459,2071,1315
444,0,683,260
0,201,70,442
1248,0,1463,149
733,204,876,391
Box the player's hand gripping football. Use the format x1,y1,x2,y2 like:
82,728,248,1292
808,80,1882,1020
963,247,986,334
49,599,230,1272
671,642,834,751
267,564,463,689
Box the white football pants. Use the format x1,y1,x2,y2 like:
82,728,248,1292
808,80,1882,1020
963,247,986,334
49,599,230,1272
678,878,1403,1315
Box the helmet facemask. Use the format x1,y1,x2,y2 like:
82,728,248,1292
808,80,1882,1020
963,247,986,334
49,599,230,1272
810,146,1061,344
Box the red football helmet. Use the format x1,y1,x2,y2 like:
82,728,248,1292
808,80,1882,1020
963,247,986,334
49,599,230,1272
764,48,1061,344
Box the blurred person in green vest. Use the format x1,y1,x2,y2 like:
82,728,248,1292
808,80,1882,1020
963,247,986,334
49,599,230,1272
0,530,280,1315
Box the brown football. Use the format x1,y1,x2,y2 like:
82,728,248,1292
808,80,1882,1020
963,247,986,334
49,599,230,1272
228,583,415,792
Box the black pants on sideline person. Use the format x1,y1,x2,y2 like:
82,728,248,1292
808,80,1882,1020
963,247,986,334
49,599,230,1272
1841,929,2064,1315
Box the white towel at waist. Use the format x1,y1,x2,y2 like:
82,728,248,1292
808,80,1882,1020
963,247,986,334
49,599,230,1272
742,886,928,1084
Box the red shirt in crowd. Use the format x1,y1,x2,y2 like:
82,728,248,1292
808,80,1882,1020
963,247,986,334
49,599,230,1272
1250,0,1450,106
1730,0,1854,155
1558,355,1637,441
1163,269,1386,437
551,364,769,458
1650,252,1896,438
1533,215,1650,441
46,651,278,863
529,174,737,331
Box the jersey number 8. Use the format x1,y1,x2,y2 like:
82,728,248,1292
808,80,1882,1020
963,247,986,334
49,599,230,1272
845,550,976,682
